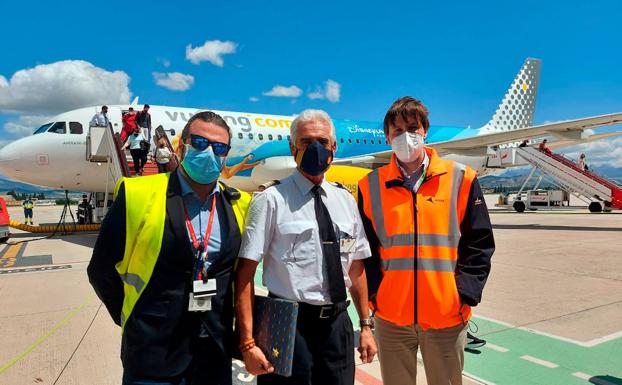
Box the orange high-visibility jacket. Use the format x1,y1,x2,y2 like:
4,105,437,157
358,147,492,329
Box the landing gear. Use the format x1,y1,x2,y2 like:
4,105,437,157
588,202,603,213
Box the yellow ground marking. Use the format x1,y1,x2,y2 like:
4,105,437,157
0,243,24,268
0,295,96,375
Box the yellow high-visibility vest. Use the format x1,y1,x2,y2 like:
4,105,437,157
113,173,251,331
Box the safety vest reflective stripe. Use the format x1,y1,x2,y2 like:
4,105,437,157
120,272,146,292
382,257,457,272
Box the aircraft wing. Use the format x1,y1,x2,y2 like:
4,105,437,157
333,112,622,166
432,112,622,156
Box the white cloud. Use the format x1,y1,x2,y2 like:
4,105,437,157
157,58,171,68
249,96,259,102
3,115,50,137
0,60,130,115
325,80,341,102
185,40,237,66
564,137,622,168
153,72,195,91
306,79,341,103
262,85,302,98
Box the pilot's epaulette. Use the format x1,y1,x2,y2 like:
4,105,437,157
219,181,241,200
257,179,280,191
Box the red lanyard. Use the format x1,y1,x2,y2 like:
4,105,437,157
182,194,217,254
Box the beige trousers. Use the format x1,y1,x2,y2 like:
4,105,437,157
375,316,467,385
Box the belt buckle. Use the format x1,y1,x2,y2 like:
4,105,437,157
319,305,332,319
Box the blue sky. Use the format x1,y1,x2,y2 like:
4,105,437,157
0,0,621,164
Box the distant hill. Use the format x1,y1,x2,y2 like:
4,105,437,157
0,175,72,198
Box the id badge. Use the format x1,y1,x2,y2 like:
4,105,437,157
188,293,212,312
340,237,356,253
193,279,217,297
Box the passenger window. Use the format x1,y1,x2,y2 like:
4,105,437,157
348,139,352,144
268,134,273,140
69,122,83,134
277,135,282,140
248,133,253,139
238,133,243,139
48,122,66,134
355,139,360,144
258,134,263,140
363,139,367,144
371,140,375,144
340,138,344,143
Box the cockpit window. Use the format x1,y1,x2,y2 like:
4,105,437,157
69,122,83,134
33,123,53,135
47,122,67,134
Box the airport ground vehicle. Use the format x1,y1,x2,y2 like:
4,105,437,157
511,189,569,212
0,197,11,242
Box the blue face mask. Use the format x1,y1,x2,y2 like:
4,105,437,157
181,144,224,184
295,140,333,176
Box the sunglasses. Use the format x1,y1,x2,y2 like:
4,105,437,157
189,134,231,156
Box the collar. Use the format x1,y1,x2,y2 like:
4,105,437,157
292,168,330,196
397,151,429,180
177,170,220,198
385,147,450,188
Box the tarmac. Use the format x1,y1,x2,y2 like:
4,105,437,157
0,197,621,385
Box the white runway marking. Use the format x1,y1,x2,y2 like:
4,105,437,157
485,343,509,353
520,355,559,368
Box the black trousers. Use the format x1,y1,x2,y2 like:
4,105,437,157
258,307,354,385
122,337,232,385
130,149,147,174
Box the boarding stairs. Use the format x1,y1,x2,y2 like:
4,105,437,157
516,146,622,211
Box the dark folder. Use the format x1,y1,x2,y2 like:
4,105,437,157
253,296,299,377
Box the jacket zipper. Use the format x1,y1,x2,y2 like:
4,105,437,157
412,190,418,325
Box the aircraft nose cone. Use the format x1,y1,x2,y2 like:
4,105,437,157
0,140,26,179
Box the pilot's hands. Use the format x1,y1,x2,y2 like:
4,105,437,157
242,346,275,376
357,327,378,364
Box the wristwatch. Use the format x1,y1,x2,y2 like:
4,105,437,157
359,318,375,329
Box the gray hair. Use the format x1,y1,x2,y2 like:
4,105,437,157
290,109,336,143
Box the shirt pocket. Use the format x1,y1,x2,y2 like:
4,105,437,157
335,221,355,264
276,221,317,262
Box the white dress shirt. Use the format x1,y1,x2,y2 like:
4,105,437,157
240,169,372,305
90,112,109,127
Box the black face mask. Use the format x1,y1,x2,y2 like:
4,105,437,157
295,140,333,176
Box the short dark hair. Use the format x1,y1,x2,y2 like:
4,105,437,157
144,104,150,109
102,105,108,111
181,111,232,146
128,107,134,111
383,96,429,136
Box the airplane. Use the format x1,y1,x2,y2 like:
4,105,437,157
0,58,621,194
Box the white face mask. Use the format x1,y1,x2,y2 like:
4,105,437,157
391,132,424,163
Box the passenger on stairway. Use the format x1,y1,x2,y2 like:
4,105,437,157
577,153,587,171
121,107,137,142
155,138,172,173
538,139,552,155
122,128,148,175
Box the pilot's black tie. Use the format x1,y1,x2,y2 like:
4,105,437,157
312,185,346,303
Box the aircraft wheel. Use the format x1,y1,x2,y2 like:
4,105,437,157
513,201,526,213
588,202,603,213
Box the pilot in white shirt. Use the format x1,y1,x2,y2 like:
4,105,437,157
235,109,377,385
